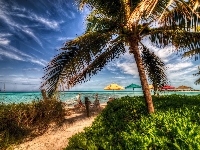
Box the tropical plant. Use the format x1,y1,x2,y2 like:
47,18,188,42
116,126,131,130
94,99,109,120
0,99,65,149
41,0,200,113
141,47,168,95
65,95,200,149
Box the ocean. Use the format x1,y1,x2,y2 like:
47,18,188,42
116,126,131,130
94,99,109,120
0,90,200,104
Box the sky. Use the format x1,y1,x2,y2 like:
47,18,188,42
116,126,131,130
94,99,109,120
0,0,199,92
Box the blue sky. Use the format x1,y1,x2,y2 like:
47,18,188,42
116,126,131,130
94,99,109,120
0,0,199,92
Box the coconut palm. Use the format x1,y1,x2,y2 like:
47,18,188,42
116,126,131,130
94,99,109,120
41,0,200,113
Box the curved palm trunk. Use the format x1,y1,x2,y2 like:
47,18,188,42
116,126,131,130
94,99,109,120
129,36,155,114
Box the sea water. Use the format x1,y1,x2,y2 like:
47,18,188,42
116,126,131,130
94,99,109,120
0,91,200,104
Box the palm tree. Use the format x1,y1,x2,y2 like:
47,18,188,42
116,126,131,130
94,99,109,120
41,0,199,114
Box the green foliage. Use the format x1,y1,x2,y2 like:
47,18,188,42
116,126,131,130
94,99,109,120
193,66,200,85
76,0,123,19
41,0,170,98
0,99,65,149
66,95,200,149
141,45,168,89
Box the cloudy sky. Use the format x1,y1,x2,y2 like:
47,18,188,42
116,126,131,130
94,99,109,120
0,0,199,92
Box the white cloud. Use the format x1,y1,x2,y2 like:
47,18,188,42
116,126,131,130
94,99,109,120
66,11,76,19
0,38,10,45
0,48,25,61
116,62,139,76
167,62,194,72
57,37,75,41
156,47,174,62
23,28,43,47
12,77,41,83
0,45,47,66
29,58,47,67
0,33,12,37
8,75,24,77
168,66,197,79
0,4,43,47
113,76,126,79
11,5,60,30
23,68,41,71
33,15,59,29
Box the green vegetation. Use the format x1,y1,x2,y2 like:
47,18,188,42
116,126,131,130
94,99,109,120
66,95,200,149
42,0,200,114
0,99,65,149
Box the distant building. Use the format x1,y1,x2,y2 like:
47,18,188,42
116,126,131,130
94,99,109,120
175,85,193,91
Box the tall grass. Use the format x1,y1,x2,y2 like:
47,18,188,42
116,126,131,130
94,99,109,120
0,99,65,149
65,94,200,149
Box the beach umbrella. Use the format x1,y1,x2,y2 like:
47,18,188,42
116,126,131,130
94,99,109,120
149,84,154,89
125,83,141,91
104,83,124,97
161,85,175,90
104,83,124,90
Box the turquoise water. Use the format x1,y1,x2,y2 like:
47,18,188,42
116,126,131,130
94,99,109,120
0,91,200,104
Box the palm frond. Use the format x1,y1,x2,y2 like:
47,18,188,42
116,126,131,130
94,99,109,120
194,66,200,84
85,10,119,33
144,0,173,21
183,48,200,59
159,0,200,32
128,0,159,26
41,31,113,97
76,0,122,18
194,78,200,84
41,31,127,97
187,0,200,11
65,41,126,88
150,27,200,53
141,44,168,88
41,49,78,97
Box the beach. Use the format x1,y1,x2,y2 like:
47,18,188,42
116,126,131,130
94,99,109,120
12,104,107,150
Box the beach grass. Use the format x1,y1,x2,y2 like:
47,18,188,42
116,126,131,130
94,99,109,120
65,94,200,149
0,98,65,149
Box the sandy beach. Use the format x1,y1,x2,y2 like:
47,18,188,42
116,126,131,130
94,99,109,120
12,104,107,150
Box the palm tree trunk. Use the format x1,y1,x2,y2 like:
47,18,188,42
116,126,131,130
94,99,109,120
129,37,155,113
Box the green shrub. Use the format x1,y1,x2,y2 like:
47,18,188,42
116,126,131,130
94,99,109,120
0,99,65,149
65,95,200,150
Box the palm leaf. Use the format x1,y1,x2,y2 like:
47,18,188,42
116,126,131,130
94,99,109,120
183,48,200,60
65,41,126,88
158,1,200,31
150,28,200,62
76,0,123,18
41,31,113,97
85,10,120,33
194,78,200,84
41,49,78,97
194,66,200,84
149,26,200,52
141,44,168,89
41,31,126,97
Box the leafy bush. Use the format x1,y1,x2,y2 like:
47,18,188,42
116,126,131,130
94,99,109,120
0,99,65,149
65,95,200,149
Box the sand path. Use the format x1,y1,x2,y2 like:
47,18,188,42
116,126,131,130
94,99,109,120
13,105,106,150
